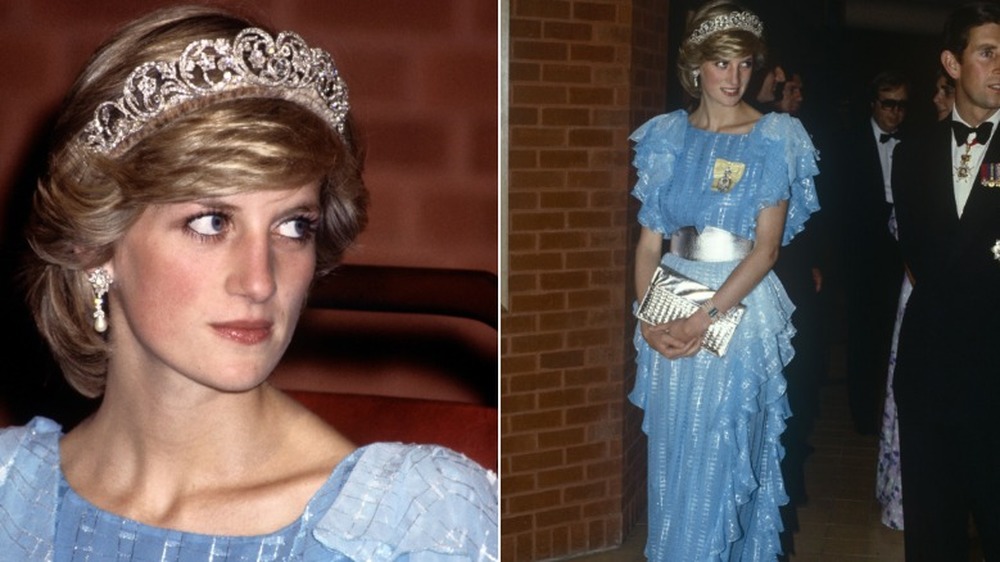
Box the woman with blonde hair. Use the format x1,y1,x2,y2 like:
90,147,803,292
0,5,496,560
629,0,819,559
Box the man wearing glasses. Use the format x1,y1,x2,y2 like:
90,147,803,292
836,71,909,437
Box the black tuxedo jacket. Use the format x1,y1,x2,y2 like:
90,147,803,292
891,118,1000,422
834,123,903,330
840,124,896,244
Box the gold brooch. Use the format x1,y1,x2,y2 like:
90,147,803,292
711,158,745,193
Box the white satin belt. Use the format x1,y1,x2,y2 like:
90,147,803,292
669,226,753,262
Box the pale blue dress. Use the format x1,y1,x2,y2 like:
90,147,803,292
0,417,498,561
629,110,819,561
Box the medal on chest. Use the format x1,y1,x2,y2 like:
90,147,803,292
957,143,973,179
711,158,746,193
983,162,1000,188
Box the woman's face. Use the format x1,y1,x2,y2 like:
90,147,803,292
105,180,320,393
933,75,955,121
699,55,754,108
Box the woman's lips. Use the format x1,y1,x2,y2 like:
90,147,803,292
211,321,273,345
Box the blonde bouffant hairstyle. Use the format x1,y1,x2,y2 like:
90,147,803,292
25,5,368,398
677,0,767,99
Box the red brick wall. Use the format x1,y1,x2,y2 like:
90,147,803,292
0,0,496,273
623,0,669,536
501,0,668,560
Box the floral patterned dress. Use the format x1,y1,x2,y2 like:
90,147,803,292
876,211,909,530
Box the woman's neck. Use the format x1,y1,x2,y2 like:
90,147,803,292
68,378,285,486
59,377,352,535
689,99,760,134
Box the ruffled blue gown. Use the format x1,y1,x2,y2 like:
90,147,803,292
629,110,819,561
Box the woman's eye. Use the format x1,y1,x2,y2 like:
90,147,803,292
276,217,315,240
187,214,227,236
715,61,728,68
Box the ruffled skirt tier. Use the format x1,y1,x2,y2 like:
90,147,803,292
630,253,794,561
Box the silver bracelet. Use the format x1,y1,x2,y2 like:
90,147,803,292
701,298,719,320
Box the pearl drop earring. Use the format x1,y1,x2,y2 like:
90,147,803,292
88,268,113,333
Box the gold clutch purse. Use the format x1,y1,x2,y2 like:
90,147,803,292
635,265,746,357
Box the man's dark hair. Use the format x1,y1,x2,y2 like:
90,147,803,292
772,63,801,103
870,70,909,102
943,1,1000,56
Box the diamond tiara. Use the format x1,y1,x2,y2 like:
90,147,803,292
79,27,349,155
686,10,763,46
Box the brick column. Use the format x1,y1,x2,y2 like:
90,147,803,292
502,1,668,560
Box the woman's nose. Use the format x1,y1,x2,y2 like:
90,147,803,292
226,234,276,302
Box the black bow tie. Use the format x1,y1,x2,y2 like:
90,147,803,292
879,131,899,143
951,120,994,145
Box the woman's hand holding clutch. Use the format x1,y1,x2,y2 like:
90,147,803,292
640,318,702,359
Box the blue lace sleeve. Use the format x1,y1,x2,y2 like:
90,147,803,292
756,113,821,245
630,110,688,234
0,418,62,561
0,426,27,485
313,443,498,561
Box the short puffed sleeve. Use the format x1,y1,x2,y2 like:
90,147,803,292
313,443,498,561
630,110,688,234
754,113,821,245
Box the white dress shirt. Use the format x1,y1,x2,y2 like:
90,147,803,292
872,118,899,204
950,108,1000,217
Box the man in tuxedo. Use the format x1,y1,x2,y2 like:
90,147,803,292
891,2,1000,559
838,71,908,435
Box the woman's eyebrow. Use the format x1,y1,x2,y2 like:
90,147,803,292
187,198,237,210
